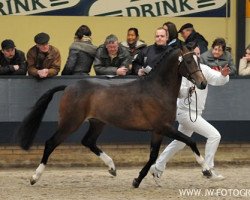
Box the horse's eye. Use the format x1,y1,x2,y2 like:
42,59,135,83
186,60,192,64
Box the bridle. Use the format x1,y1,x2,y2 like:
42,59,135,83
178,51,202,84
179,51,201,122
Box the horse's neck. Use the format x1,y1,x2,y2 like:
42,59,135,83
151,54,181,96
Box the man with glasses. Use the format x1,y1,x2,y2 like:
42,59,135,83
27,32,61,78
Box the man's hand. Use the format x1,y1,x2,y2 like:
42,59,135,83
116,66,128,76
219,65,230,76
138,68,146,76
37,69,49,78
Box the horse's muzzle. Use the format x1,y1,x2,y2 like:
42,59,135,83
197,81,207,90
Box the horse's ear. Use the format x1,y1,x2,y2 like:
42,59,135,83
185,41,198,51
180,44,189,54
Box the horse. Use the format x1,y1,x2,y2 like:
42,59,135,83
18,45,209,188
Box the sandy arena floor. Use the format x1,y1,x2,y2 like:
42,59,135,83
0,166,249,200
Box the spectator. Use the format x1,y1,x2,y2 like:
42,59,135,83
132,27,170,76
178,23,208,54
120,27,147,59
27,32,61,79
0,39,27,75
62,25,97,75
200,38,236,75
93,34,131,76
163,22,183,49
238,44,250,76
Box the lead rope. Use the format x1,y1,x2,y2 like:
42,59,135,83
185,86,198,122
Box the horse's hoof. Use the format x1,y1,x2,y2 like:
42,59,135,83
132,178,140,188
108,168,117,176
30,178,37,185
202,169,212,178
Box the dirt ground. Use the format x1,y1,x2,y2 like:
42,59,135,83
0,166,249,200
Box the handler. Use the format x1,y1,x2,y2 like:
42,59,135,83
150,46,230,185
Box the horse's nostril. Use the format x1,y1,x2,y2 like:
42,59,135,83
201,82,207,89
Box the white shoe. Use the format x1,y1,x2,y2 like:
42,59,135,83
150,164,163,186
202,169,225,181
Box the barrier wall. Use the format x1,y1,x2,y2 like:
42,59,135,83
0,76,250,145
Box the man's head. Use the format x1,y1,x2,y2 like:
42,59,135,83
178,23,194,41
155,27,168,46
34,32,50,53
105,34,119,56
1,39,16,59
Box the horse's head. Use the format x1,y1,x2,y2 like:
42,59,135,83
178,46,207,89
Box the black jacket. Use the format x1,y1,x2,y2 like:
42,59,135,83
185,31,208,54
0,49,27,75
62,41,97,75
132,43,170,75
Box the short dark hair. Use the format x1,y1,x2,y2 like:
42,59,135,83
75,25,92,39
212,38,226,51
127,27,139,37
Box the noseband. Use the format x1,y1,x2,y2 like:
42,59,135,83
178,51,202,83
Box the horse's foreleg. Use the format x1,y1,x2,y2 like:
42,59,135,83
166,127,211,175
132,133,163,188
81,119,116,176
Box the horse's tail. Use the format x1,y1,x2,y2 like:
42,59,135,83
18,85,67,150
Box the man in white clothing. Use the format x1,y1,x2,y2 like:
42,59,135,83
150,47,230,185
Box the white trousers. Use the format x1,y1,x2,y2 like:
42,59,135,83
155,111,221,171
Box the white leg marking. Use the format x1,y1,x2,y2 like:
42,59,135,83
99,152,115,170
31,163,46,184
194,154,210,171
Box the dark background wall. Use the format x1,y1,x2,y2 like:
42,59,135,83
0,76,250,145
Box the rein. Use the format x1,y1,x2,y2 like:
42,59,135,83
184,86,198,122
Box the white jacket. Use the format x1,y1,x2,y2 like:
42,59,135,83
178,64,229,114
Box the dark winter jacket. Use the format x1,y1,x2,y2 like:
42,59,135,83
0,49,27,75
93,44,132,75
62,41,97,75
185,31,208,54
132,43,171,75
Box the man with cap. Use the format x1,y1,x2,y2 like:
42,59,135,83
178,23,208,54
0,39,27,75
27,32,61,78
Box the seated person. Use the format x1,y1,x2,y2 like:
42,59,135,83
132,27,170,76
0,39,27,75
93,34,131,76
27,32,61,78
62,25,97,75
238,44,250,76
200,38,236,75
120,27,147,59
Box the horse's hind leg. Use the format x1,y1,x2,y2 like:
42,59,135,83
165,126,211,175
30,117,85,185
132,133,163,188
81,119,116,176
